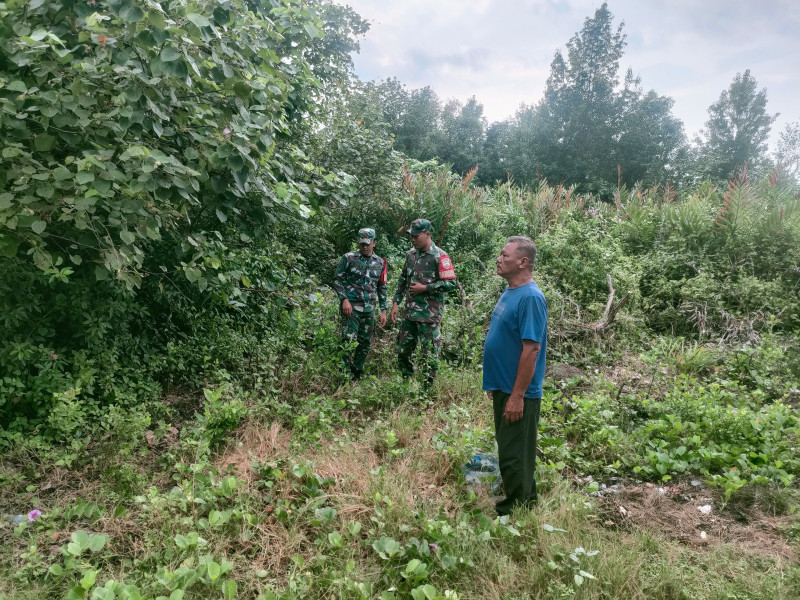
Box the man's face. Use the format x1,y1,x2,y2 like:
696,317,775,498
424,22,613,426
358,240,376,256
410,230,431,250
496,242,523,278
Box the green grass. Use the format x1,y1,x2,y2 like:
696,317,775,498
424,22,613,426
1,360,798,600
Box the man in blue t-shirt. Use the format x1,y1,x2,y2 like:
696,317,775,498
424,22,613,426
483,236,547,515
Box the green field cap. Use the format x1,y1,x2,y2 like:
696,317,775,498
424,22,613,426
407,219,432,235
358,228,376,243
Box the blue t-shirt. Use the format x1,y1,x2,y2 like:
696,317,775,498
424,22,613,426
482,281,547,398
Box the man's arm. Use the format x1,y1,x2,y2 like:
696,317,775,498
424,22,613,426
504,340,540,424
377,258,388,311
332,255,349,301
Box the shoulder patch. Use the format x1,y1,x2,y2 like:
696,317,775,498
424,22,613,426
438,253,456,280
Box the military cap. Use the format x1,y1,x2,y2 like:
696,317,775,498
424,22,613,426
407,219,432,236
358,228,376,244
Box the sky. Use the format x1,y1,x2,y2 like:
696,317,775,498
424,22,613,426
342,0,800,149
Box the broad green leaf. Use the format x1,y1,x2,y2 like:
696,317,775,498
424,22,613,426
81,569,98,590
67,585,85,600
88,534,108,552
120,230,136,245
7,80,27,93
187,13,211,28
31,220,47,234
161,47,180,62
206,561,221,581
48,563,64,576
76,171,95,185
221,579,237,600
185,267,202,283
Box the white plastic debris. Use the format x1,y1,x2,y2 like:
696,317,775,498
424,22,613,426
697,505,712,515
700,531,708,539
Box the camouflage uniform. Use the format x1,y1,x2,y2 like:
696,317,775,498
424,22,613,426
332,232,388,378
394,223,457,383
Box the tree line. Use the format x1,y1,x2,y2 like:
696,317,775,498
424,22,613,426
369,4,797,196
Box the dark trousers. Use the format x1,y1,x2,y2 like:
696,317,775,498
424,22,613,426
492,391,541,515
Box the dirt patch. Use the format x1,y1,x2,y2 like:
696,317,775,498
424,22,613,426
595,481,797,562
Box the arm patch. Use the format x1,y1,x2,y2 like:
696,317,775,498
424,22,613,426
438,254,456,280
379,258,387,284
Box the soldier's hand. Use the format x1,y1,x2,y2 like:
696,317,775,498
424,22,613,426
390,303,399,324
378,310,387,328
341,299,352,317
409,282,427,296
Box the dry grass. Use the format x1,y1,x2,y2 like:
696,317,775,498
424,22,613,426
596,482,798,562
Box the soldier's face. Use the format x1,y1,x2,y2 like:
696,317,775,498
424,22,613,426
410,231,431,250
358,241,376,256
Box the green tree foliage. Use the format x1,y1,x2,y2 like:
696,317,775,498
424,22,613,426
774,120,800,184
511,3,685,196
437,96,486,176
695,69,778,182
0,0,368,427
0,0,357,288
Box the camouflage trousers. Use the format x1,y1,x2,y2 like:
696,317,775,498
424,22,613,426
341,310,376,377
397,319,441,382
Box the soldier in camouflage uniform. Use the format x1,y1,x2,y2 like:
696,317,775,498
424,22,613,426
332,228,388,380
390,219,457,385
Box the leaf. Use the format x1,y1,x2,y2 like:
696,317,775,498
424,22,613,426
88,534,108,552
120,230,136,245
215,209,227,223
169,591,185,600
543,524,567,533
91,588,115,600
35,134,56,151
67,585,86,600
6,80,27,93
206,560,221,581
48,563,64,576
372,536,401,559
574,573,584,586
221,579,237,600
161,47,181,62
76,171,95,185
303,23,320,38
185,267,202,283
81,569,98,590
31,220,47,234
187,13,211,28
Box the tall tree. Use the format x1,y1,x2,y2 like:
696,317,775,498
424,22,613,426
696,70,778,182
438,96,487,175
503,3,685,196
774,120,800,184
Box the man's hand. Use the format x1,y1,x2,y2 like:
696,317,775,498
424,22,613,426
504,394,524,424
378,310,387,328
390,302,399,324
487,390,493,402
341,299,352,317
409,282,427,296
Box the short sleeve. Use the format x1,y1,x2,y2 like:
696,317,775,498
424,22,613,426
518,294,547,343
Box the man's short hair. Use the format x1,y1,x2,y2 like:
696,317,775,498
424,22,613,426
507,236,536,268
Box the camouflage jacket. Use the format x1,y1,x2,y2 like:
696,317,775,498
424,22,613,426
393,243,457,323
332,251,388,312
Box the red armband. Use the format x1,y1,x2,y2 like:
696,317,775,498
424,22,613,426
438,254,456,280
